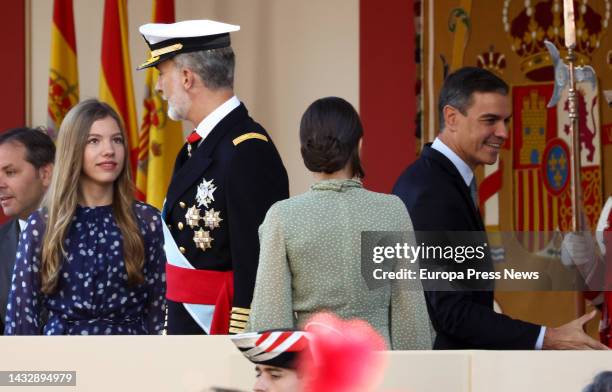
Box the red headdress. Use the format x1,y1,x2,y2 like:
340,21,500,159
300,312,387,392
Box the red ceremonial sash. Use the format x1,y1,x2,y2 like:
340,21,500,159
166,263,234,335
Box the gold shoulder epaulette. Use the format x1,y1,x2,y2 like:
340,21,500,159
232,132,269,146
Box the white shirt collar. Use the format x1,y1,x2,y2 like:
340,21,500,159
431,137,474,187
18,219,27,232
194,96,241,141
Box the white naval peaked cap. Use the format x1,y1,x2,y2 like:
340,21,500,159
137,19,240,70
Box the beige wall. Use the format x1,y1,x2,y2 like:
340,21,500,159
1,335,609,391
29,0,359,195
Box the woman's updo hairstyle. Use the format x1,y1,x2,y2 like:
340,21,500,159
299,96,365,178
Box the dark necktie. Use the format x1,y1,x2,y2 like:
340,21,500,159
469,177,479,210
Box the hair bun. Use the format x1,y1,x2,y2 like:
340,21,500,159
299,97,364,177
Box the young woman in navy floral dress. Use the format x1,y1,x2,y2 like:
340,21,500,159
4,99,166,335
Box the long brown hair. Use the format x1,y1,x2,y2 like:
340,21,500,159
41,99,144,294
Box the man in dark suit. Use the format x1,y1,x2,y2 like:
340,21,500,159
137,20,289,335
0,128,54,334
393,66,606,349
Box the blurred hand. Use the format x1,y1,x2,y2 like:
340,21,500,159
560,231,596,267
543,310,609,350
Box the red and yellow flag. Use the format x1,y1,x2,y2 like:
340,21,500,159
135,0,183,208
99,0,138,177
47,0,79,137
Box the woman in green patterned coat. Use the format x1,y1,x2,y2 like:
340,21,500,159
249,97,433,349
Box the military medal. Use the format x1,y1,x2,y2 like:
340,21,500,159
203,208,223,230
185,179,221,251
196,178,217,208
186,130,202,158
185,205,202,228
193,228,213,250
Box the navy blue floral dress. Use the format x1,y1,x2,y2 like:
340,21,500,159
4,202,166,335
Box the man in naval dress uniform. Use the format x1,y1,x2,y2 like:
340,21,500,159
137,20,289,335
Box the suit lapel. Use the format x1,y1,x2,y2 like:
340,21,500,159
422,145,484,230
6,219,18,252
165,152,213,211
165,104,248,211
0,219,18,288
14,220,19,242
0,219,18,327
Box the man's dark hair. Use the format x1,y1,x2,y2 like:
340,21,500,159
299,96,365,178
583,371,612,392
438,66,509,130
0,127,55,169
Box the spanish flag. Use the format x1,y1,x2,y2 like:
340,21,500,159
136,0,183,208
99,0,138,176
47,0,78,137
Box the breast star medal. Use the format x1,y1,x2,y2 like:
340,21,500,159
203,208,223,230
193,228,213,250
185,205,202,229
196,178,217,208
